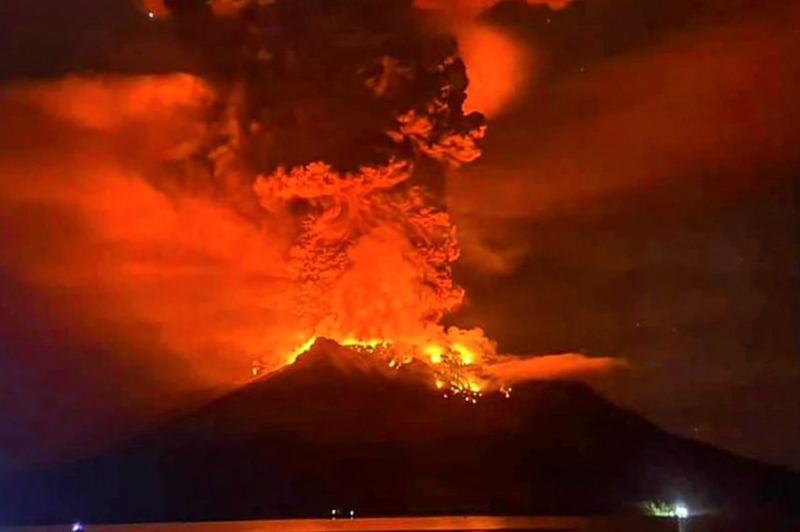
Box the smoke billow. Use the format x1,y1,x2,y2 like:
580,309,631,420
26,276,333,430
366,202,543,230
152,0,493,362
0,0,613,426
145,0,610,383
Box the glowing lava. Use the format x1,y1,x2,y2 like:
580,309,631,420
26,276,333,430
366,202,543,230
270,336,489,401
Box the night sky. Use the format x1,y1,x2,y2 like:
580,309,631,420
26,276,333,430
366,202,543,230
1,0,799,474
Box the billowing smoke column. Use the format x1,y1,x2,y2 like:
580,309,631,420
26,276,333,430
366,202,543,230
155,0,484,346
128,0,615,391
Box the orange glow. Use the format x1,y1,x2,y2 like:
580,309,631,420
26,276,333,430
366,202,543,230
279,332,620,399
0,76,306,387
488,354,623,383
209,0,247,17
450,3,800,251
452,343,474,365
414,0,558,118
0,64,622,395
282,334,500,397
288,337,318,365
425,345,444,364
457,23,531,117
1,75,488,387
341,338,389,350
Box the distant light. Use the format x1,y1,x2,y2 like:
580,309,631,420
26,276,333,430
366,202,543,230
147,11,155,18
349,510,355,519
71,523,84,532
674,504,689,519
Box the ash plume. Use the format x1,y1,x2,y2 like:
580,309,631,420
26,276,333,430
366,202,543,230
0,0,612,434
153,0,490,360
138,3,475,341
146,0,609,384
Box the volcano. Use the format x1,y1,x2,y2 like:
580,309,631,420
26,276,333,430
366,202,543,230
2,339,799,524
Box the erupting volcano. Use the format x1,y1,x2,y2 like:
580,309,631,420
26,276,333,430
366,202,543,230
3,0,800,526
3,337,800,523
126,0,616,394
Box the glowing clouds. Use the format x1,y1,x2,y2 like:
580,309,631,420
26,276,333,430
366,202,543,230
414,0,572,118
0,76,301,386
2,74,210,129
486,353,624,385
413,0,548,118
1,0,624,402
457,24,532,117
451,2,800,232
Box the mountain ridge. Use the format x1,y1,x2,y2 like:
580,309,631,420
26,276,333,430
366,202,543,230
2,339,799,524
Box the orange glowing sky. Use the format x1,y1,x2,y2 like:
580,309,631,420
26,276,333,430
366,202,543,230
0,0,799,471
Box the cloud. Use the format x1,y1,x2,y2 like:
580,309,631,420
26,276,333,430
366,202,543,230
449,2,800,272
457,22,536,118
0,75,305,388
486,352,623,384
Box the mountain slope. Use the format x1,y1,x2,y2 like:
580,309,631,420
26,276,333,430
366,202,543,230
2,339,799,524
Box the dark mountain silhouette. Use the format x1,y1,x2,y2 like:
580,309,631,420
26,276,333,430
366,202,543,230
2,339,799,524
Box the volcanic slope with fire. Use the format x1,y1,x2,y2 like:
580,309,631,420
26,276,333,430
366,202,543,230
2,339,799,524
